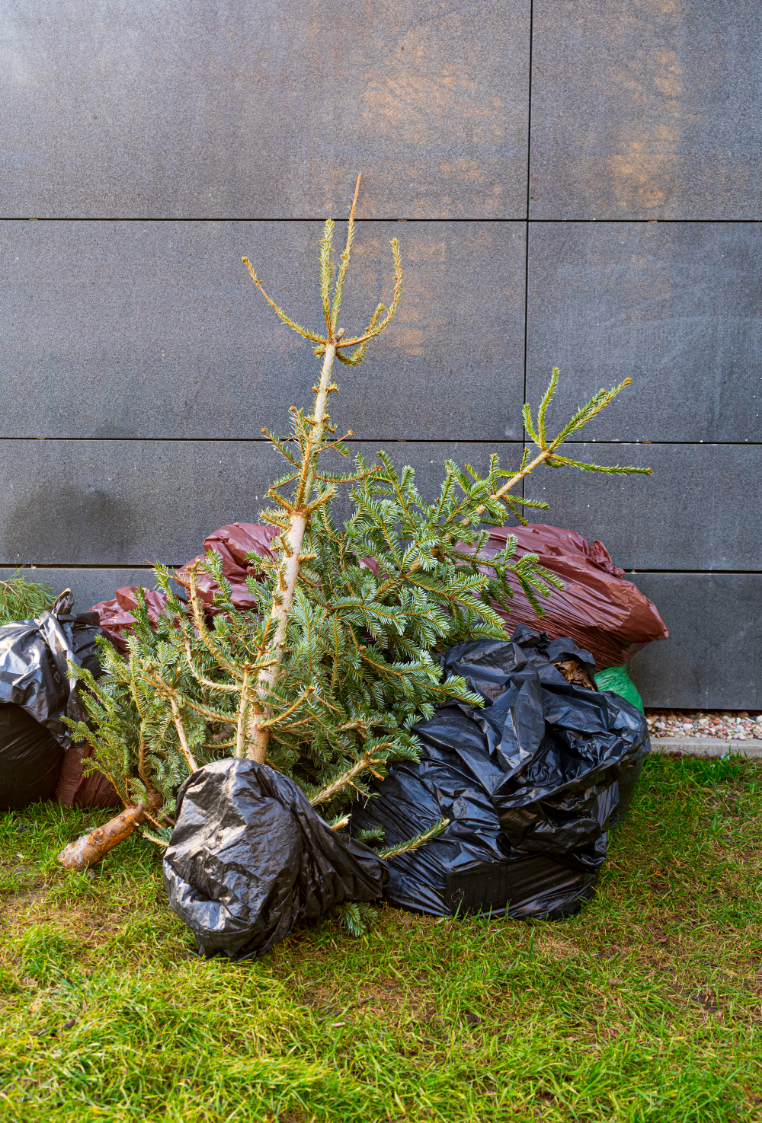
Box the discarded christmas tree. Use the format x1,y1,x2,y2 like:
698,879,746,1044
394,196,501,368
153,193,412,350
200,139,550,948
59,178,650,872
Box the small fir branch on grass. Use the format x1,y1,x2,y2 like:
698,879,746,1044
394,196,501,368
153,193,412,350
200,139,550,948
335,900,380,937
58,179,649,873
0,572,54,624
334,815,450,936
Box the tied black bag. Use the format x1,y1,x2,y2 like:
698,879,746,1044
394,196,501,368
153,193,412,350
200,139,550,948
351,626,649,920
163,759,389,961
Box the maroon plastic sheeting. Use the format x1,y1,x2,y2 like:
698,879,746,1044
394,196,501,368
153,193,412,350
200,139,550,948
480,524,668,670
90,521,667,675
81,525,277,808
90,585,174,654
90,523,278,653
174,522,277,611
55,742,121,809
70,589,173,807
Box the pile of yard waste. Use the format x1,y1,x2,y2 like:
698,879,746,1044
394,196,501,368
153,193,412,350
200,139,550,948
0,185,670,958
0,522,665,959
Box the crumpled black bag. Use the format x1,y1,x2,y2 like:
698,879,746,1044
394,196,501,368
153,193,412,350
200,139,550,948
163,759,389,961
351,626,649,920
0,590,102,747
0,591,103,810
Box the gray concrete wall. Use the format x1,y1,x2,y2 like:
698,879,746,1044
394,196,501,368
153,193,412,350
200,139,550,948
0,1,759,708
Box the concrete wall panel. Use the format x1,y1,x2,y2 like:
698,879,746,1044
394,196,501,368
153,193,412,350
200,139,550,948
526,222,762,443
0,0,530,219
524,444,762,572
0,439,522,566
628,574,762,709
530,0,762,219
0,219,526,441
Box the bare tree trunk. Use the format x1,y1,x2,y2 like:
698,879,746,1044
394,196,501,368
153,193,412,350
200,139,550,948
58,797,160,871
247,341,337,763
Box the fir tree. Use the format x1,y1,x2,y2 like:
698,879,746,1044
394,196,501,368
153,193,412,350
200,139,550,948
59,179,649,872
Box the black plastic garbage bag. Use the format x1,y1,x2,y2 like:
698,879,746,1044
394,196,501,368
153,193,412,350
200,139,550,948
0,591,103,811
0,705,64,810
351,626,649,919
163,759,389,961
0,591,102,746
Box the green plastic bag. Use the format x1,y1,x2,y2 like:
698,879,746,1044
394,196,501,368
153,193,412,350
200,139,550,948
594,665,644,713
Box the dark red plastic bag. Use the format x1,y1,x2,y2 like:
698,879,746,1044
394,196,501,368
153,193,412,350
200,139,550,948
91,524,277,651
481,524,668,670
89,585,171,654
175,522,277,612
55,742,121,809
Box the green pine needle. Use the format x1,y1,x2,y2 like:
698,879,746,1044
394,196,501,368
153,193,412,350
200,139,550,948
377,817,450,859
0,573,54,625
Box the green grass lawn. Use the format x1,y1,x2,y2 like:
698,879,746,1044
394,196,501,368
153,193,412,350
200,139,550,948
0,753,760,1123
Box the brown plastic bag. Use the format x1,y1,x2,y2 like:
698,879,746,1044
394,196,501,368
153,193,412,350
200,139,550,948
92,521,665,673
90,525,276,651
90,585,171,654
174,523,277,611
55,742,120,809
481,524,668,670
80,526,278,810
77,587,172,807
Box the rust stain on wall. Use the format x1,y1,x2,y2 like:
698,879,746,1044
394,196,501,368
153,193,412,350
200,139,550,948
607,3,688,212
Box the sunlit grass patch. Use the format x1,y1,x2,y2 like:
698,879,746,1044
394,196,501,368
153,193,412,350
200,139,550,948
0,753,760,1122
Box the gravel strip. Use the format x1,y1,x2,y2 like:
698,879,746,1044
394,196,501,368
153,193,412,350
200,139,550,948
645,709,762,741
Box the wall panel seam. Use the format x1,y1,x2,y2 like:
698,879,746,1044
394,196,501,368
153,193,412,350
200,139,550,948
3,218,761,224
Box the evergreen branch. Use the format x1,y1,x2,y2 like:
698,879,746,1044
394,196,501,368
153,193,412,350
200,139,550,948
536,366,559,448
162,687,238,725
241,257,327,344
522,401,541,446
505,495,551,510
186,564,247,683
316,431,354,455
181,633,240,694
262,429,300,468
549,378,632,448
336,238,402,348
258,686,315,730
329,814,351,831
547,455,651,475
313,465,379,484
357,826,385,843
319,218,335,335
334,303,384,366
167,695,198,774
463,374,645,520
336,900,380,937
308,744,392,806
330,173,361,334
235,668,252,759
377,816,449,859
